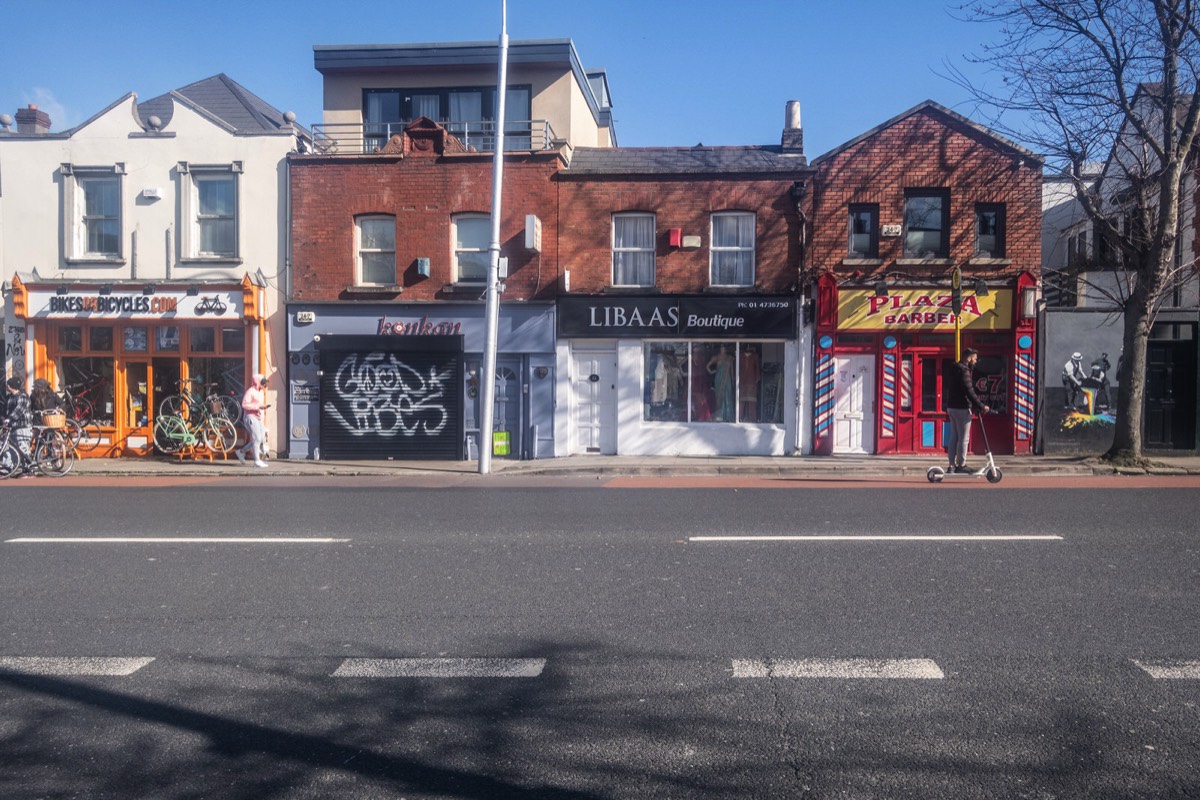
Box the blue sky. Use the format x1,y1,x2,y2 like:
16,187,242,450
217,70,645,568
0,0,1016,157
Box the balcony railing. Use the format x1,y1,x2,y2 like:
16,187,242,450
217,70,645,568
308,120,558,155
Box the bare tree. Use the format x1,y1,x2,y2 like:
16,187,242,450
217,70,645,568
955,0,1200,461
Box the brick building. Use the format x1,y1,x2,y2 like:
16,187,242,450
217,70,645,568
807,101,1042,456
552,106,813,456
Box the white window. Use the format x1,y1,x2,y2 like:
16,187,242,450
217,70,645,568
178,162,240,261
613,213,655,286
710,212,755,286
356,215,396,285
61,164,124,262
453,214,490,283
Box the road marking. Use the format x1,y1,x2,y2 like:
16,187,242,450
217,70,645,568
733,658,945,679
1133,660,1200,679
690,535,1062,542
5,537,349,544
332,657,546,678
0,656,154,676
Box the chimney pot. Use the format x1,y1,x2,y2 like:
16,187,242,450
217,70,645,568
15,104,51,134
781,100,804,158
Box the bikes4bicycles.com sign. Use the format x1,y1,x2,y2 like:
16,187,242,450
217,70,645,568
26,289,242,320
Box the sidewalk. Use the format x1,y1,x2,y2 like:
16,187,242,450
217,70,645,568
61,452,1200,479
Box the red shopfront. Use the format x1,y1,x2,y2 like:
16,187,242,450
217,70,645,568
10,275,265,457
812,271,1037,456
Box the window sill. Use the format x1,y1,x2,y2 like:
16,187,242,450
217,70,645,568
65,257,126,266
968,257,1012,267
841,258,884,267
344,284,403,295
703,285,757,293
179,257,243,266
441,282,486,296
602,286,661,294
896,258,955,266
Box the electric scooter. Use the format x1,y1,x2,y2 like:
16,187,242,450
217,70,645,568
926,411,1002,484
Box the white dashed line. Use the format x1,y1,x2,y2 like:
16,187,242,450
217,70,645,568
691,535,1062,542
732,658,945,679
332,657,547,678
5,538,348,544
1133,660,1200,679
0,657,155,676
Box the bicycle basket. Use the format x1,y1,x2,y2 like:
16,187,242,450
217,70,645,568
41,411,66,429
207,397,223,415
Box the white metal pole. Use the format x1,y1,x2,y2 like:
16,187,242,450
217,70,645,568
478,0,508,474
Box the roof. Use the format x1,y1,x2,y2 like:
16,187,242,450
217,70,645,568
563,146,812,176
811,100,1042,165
137,74,299,134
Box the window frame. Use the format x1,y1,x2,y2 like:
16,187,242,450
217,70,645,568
452,213,491,284
973,203,1006,259
848,204,879,259
709,211,756,287
61,163,125,263
612,212,657,287
178,162,241,263
363,85,534,150
903,189,950,259
355,214,398,286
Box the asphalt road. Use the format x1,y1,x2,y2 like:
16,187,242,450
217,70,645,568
0,476,1197,799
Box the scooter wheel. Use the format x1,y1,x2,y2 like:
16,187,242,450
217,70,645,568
927,467,945,483
986,467,1003,484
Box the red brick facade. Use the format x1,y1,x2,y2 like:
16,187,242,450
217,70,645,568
556,173,805,293
290,147,564,302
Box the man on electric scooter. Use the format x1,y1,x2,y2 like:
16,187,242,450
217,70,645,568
943,348,989,474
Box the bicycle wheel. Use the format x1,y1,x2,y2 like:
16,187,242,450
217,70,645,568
63,417,83,449
0,439,22,478
160,394,192,419
202,417,238,454
153,415,188,454
216,394,242,424
34,431,75,477
70,396,95,425
76,422,103,452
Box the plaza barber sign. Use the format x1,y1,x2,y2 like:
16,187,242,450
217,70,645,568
837,288,1013,331
557,295,796,339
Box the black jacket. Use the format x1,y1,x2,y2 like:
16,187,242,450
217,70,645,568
943,359,985,413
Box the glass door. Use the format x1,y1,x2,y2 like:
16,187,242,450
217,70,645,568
122,360,151,455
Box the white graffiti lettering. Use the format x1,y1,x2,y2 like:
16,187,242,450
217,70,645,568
323,352,452,437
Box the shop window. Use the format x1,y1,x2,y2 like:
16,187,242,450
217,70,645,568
123,326,148,352
973,354,1008,413
59,326,83,352
191,327,216,353
188,357,244,403
922,357,941,412
221,326,245,353
89,326,114,352
156,326,180,352
643,341,784,424
59,356,115,426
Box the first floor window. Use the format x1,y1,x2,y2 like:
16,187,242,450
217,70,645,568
710,212,755,286
80,175,121,257
453,215,490,283
848,204,879,259
643,341,784,424
357,215,396,285
904,190,949,258
613,213,655,286
195,174,237,257
974,203,1005,258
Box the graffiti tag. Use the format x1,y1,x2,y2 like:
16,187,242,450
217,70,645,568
323,352,451,437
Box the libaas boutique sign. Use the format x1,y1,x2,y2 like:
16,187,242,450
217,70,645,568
837,288,1013,331
557,296,796,339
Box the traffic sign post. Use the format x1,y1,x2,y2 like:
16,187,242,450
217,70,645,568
950,266,962,361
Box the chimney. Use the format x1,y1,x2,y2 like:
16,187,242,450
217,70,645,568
15,103,51,134
781,100,804,157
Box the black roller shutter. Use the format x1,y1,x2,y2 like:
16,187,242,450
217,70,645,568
317,334,464,460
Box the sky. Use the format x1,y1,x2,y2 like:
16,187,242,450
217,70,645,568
0,0,1020,158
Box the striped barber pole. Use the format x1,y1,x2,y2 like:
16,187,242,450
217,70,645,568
881,353,897,437
1014,352,1035,440
900,355,913,412
814,352,835,437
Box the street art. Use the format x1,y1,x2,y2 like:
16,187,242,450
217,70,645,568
323,352,452,437
5,324,25,381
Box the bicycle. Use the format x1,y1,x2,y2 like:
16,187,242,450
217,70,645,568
0,419,75,478
152,411,238,457
58,379,104,452
159,377,241,425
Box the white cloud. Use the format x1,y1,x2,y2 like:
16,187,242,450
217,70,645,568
21,88,71,131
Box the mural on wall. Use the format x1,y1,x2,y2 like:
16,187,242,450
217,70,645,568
5,323,25,381
1043,310,1125,453
323,351,453,437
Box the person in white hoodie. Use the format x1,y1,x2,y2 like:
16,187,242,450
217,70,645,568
235,373,270,467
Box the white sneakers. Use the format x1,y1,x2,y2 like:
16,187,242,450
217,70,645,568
254,459,268,468
235,449,246,465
